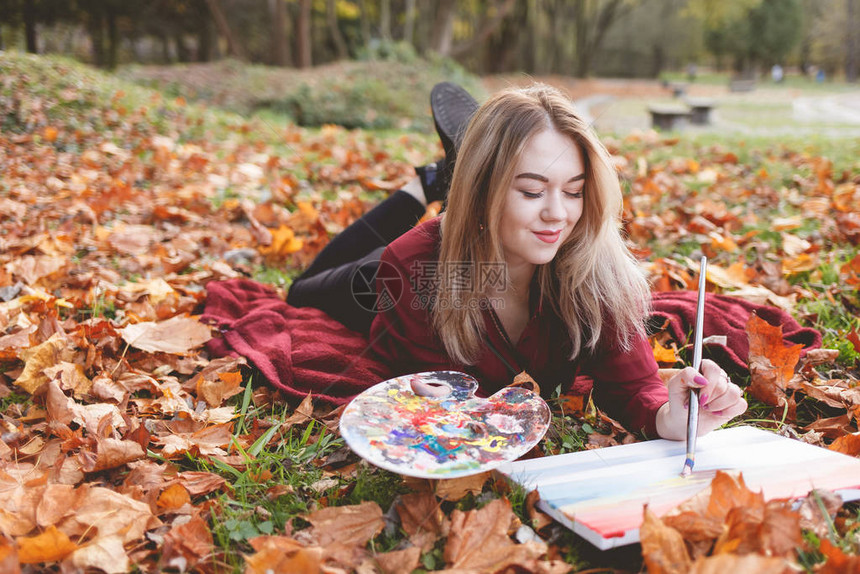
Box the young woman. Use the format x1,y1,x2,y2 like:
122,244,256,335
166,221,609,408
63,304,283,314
288,83,747,439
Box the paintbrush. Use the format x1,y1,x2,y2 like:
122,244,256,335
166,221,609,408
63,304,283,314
681,255,708,477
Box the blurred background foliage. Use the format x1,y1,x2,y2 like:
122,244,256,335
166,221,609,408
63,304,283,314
1,0,856,80
1,0,857,130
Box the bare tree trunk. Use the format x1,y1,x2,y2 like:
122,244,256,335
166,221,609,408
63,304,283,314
296,0,312,68
106,7,120,68
326,0,348,59
574,0,627,78
359,0,372,46
270,0,290,65
380,0,391,40
197,11,214,61
204,0,246,59
160,33,171,63
88,11,105,66
430,0,457,55
450,0,516,57
483,0,525,73
404,0,417,45
848,0,858,82
23,1,38,53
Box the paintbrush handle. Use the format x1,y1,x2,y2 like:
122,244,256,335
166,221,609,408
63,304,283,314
692,256,707,372
684,256,708,475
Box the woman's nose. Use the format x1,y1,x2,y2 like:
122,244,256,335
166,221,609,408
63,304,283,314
541,191,566,220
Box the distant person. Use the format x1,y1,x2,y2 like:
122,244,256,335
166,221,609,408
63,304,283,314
287,82,747,439
771,64,784,83
686,63,697,82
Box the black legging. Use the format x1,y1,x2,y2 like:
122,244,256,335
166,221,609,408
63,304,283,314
286,190,426,333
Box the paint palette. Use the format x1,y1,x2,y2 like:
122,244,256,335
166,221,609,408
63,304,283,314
340,371,551,478
497,426,860,549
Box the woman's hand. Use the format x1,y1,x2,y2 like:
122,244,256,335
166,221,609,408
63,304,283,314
655,359,748,441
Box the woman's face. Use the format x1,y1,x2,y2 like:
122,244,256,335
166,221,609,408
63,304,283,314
498,128,585,270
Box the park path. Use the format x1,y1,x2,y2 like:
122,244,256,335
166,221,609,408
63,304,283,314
483,76,860,137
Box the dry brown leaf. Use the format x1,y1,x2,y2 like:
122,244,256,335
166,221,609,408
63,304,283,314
17,524,79,564
796,490,843,539
84,437,146,473
119,314,211,354
396,492,447,552
443,497,536,571
757,502,802,558
525,489,554,532
175,471,228,497
305,500,384,548
5,255,67,285
58,485,160,544
197,370,244,407
43,361,93,397
435,471,490,501
14,333,72,394
154,422,234,458
688,553,787,574
0,535,20,574
803,414,854,439
160,513,214,570
35,484,78,528
663,471,765,558
372,546,422,574
285,392,315,427
640,508,691,574
69,535,129,574
244,536,322,574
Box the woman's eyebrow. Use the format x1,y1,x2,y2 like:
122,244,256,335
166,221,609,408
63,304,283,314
515,172,586,183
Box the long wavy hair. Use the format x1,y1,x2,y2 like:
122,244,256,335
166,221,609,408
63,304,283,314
432,83,650,365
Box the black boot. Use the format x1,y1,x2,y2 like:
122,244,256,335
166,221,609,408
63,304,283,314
417,82,478,205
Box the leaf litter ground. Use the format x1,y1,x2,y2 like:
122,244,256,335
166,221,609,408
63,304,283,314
1,52,860,572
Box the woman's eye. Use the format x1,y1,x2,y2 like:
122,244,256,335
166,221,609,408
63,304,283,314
518,190,543,198
564,190,584,198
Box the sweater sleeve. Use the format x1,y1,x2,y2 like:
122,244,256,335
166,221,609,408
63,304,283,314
583,334,668,438
367,246,453,375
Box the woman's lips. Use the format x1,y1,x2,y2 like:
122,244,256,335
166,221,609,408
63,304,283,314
533,230,561,243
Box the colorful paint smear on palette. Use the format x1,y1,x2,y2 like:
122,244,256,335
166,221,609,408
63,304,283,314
340,371,551,479
497,426,860,550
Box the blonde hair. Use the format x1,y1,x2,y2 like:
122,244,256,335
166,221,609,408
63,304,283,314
432,83,650,365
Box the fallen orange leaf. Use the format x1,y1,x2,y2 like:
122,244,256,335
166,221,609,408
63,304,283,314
17,525,78,564
244,536,322,574
746,313,802,410
157,483,191,512
640,507,691,574
829,432,860,456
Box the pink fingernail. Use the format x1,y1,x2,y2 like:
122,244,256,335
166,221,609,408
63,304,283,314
699,393,708,407
693,375,708,386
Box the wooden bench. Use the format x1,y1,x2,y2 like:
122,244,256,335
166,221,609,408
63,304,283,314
668,82,688,98
648,105,690,131
685,97,716,125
